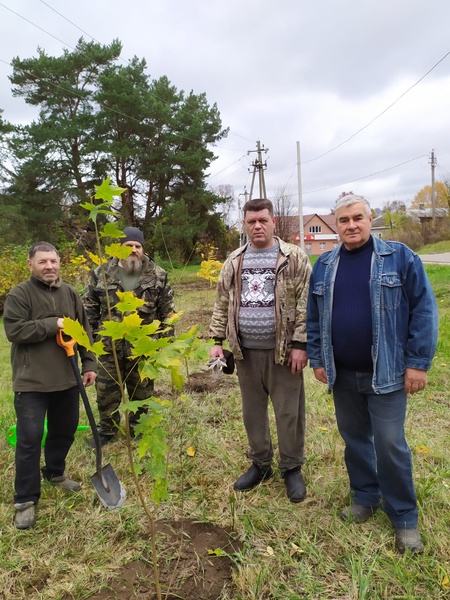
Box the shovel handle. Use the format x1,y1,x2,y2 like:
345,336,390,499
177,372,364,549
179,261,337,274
57,330,76,357
56,332,103,475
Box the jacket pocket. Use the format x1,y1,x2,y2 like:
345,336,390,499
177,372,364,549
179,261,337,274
311,282,325,312
312,282,324,296
380,274,402,309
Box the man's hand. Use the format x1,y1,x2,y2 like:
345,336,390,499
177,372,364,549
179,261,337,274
313,367,328,384
209,344,225,359
57,317,64,329
288,348,308,375
83,371,97,387
404,368,427,395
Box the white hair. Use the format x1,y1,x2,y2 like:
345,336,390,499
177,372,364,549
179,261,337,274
335,194,372,217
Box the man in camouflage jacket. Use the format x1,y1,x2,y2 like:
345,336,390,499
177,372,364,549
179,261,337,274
209,199,311,502
83,227,175,446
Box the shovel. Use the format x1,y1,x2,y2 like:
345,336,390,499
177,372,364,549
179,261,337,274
57,331,126,510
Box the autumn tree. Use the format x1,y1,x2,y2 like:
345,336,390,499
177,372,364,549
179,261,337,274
411,182,450,209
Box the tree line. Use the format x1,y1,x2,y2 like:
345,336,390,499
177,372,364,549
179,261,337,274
0,38,235,263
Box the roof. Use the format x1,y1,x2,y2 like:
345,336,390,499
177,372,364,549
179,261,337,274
407,208,449,220
372,208,449,229
280,214,338,234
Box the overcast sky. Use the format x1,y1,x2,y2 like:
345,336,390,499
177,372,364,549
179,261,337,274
1,0,449,215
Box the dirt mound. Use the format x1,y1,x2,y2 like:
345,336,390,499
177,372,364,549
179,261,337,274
87,520,242,600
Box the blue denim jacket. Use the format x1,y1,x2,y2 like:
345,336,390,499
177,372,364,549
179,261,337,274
307,236,438,394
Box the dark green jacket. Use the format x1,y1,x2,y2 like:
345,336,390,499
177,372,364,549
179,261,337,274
3,275,97,392
82,256,175,347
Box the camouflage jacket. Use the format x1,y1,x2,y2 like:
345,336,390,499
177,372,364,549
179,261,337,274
83,256,175,346
209,237,311,364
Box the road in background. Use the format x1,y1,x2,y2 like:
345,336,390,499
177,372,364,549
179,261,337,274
419,253,450,265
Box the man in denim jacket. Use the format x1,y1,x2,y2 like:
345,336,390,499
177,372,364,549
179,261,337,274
307,194,438,553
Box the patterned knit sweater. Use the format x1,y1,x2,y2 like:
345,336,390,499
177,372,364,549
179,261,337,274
238,242,279,349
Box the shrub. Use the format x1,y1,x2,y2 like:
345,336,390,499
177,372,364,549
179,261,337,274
0,246,29,313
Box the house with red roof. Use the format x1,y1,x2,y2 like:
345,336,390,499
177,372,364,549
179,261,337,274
276,214,339,255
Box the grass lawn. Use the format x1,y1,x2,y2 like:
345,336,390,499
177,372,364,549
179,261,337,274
0,263,449,599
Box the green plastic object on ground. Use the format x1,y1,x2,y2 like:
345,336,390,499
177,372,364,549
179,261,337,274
6,422,89,448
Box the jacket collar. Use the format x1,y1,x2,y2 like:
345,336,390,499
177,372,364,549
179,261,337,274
319,235,396,265
30,274,62,289
232,236,288,258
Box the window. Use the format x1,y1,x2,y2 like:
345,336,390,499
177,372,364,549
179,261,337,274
309,225,322,233
319,243,326,250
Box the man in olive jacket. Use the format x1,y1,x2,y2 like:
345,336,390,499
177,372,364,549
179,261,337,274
3,242,97,530
209,199,311,502
83,227,175,446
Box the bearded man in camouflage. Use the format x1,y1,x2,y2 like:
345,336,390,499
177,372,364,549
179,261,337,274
83,227,175,446
209,199,311,502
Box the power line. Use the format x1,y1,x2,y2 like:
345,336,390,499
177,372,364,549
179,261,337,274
39,0,100,45
0,3,231,150
1,1,446,197
0,2,78,50
0,0,255,184
207,155,247,181
303,154,428,195
302,49,450,165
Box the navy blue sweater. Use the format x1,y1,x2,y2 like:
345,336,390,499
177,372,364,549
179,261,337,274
332,238,373,371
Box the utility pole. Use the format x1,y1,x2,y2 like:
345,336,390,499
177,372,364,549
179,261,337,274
238,188,249,246
296,141,305,251
429,149,436,222
248,141,268,199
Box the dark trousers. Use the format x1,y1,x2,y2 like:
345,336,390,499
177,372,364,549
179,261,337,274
14,387,79,504
96,348,153,435
236,348,306,472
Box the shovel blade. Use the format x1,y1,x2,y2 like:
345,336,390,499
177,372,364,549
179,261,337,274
91,463,126,510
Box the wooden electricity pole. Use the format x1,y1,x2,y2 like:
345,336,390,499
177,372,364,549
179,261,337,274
429,149,436,222
238,188,249,245
296,141,305,251
248,141,268,199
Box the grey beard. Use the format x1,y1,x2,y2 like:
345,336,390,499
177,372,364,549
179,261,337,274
121,256,143,275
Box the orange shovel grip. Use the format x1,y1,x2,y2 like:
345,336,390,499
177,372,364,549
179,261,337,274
56,330,76,357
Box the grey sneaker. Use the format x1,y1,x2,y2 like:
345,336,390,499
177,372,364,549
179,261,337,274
14,502,36,530
395,527,424,554
50,474,81,492
340,503,378,523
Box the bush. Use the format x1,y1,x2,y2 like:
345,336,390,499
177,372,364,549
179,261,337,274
387,217,450,250
0,246,29,313
0,244,92,314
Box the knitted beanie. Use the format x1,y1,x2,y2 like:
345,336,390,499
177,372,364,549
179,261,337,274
122,226,144,246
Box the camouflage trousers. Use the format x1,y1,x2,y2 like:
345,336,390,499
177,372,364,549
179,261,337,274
95,343,154,436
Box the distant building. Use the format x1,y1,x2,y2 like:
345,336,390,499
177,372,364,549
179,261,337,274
372,207,449,239
277,206,449,254
276,214,339,256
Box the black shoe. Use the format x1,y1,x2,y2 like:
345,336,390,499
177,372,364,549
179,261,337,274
233,463,274,491
283,468,306,503
88,433,115,448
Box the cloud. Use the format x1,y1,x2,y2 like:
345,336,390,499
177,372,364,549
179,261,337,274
1,0,449,214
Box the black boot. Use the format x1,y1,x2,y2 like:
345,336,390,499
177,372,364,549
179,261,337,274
234,463,274,491
88,431,115,448
283,468,306,503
